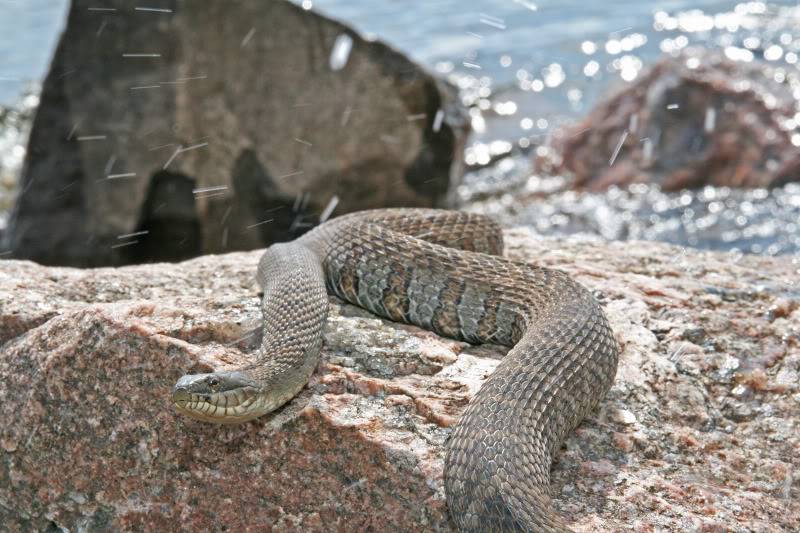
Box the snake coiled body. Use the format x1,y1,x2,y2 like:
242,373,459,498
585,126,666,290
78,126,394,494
173,208,620,531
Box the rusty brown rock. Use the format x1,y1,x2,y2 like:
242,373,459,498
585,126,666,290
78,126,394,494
555,48,800,192
1,229,799,531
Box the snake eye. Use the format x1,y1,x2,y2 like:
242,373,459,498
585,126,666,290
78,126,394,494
207,376,219,387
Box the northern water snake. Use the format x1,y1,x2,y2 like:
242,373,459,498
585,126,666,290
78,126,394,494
172,208,620,531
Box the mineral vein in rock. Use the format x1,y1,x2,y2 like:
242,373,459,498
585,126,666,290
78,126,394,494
172,208,620,531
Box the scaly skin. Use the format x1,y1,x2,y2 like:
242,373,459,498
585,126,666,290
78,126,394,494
173,208,619,531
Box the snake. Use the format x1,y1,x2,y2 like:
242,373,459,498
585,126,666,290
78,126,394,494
172,208,619,531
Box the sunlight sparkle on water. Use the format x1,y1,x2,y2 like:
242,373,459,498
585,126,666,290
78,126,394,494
724,46,754,62
581,41,596,55
543,64,565,88
329,34,353,71
764,45,783,61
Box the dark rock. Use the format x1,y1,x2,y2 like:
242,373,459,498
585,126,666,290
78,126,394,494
1,229,798,530
683,326,707,344
5,0,468,267
555,49,800,191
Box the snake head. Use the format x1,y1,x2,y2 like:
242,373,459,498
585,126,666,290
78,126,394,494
172,371,265,424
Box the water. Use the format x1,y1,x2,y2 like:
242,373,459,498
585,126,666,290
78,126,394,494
1,0,799,256
460,158,800,256
0,0,68,228
0,0,69,106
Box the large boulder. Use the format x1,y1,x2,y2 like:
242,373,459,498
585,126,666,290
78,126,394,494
556,49,800,191
5,0,468,267
1,230,798,530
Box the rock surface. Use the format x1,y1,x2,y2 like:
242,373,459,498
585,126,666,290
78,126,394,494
1,227,798,531
5,0,467,267
556,49,800,191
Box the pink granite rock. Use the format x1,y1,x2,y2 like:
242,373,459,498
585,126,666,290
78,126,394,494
1,230,798,531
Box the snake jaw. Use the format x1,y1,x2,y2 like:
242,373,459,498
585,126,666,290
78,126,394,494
172,371,266,424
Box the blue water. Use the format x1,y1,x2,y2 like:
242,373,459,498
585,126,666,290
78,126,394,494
0,0,69,105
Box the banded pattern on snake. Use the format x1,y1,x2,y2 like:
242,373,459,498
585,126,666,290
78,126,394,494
172,208,620,531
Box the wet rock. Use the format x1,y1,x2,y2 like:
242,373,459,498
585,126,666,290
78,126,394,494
1,229,799,531
556,48,800,192
4,0,467,267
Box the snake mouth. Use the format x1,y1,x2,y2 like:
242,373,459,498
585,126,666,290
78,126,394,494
172,372,265,424
172,387,262,423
